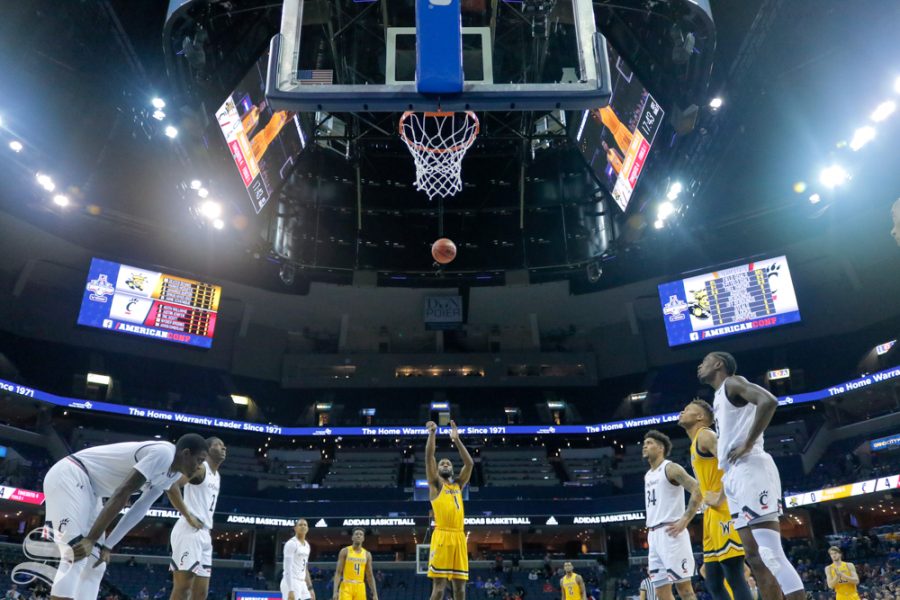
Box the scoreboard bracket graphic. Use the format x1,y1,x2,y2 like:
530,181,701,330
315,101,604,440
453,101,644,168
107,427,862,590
77,258,221,349
658,255,801,347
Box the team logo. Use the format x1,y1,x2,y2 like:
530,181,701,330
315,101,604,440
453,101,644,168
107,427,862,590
57,518,70,534
758,491,769,509
180,551,189,565
125,273,148,292
688,289,711,319
681,559,688,573
86,274,115,303
662,295,689,322
125,298,139,315
719,521,732,535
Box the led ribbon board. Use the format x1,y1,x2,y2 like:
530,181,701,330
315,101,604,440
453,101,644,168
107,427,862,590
3,366,898,438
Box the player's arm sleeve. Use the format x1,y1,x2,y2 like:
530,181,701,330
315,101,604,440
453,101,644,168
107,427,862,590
133,444,176,485
104,485,166,549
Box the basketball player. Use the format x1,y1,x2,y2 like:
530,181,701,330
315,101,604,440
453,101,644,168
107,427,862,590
825,547,860,600
425,420,474,600
169,437,226,600
561,562,586,600
42,434,208,600
333,529,377,600
678,400,753,600
282,519,315,600
642,430,701,600
698,352,805,600
891,198,900,246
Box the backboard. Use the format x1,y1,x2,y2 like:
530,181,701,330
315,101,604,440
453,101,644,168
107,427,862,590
266,0,611,112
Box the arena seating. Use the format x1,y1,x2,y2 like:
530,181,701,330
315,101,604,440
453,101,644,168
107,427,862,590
323,450,400,488
481,448,559,487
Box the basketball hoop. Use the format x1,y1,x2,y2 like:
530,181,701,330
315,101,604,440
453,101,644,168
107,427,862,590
399,111,479,200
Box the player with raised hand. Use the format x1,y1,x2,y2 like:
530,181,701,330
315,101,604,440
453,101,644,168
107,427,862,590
425,420,474,600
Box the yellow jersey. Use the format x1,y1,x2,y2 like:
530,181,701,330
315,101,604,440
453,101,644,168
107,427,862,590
690,428,744,561
342,545,367,583
562,573,581,600
829,563,859,600
431,482,464,532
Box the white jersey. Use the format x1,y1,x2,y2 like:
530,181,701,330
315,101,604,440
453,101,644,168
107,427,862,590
71,441,180,497
281,537,311,593
182,461,220,529
714,380,765,472
644,460,685,527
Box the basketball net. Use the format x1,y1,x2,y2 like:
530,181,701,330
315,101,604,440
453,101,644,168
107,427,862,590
399,111,479,200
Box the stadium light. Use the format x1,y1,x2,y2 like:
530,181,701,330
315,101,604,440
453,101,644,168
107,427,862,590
190,179,202,190
657,201,675,219
709,97,723,110
231,394,250,406
808,193,822,204
212,218,225,230
164,125,178,139
849,125,876,151
52,194,69,207
819,164,849,188
151,97,166,109
792,181,807,194
35,173,55,192
870,100,896,123
200,200,222,219
86,373,111,386
653,219,664,229
667,181,683,200
197,187,209,198
9,140,22,153
628,392,648,402
152,110,166,121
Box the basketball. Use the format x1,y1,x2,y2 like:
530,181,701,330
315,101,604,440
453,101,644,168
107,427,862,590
432,237,457,264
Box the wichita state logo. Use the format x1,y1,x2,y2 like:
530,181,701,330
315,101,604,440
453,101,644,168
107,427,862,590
125,272,148,292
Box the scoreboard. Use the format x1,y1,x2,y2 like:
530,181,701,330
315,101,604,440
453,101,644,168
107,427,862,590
658,255,801,347
77,258,221,348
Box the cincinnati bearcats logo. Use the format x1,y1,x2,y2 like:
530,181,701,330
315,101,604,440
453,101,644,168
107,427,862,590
179,551,189,565
58,519,70,534
681,559,688,573
759,491,769,509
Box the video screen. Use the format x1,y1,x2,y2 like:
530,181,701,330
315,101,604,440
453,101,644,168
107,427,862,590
575,43,664,213
77,258,221,349
658,255,801,347
216,50,307,214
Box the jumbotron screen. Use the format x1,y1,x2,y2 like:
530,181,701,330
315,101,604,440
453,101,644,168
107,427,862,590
575,43,665,213
216,49,306,214
658,255,801,347
77,258,221,349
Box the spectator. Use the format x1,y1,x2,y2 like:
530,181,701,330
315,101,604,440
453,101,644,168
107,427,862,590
543,553,553,578
5,585,21,600
528,569,539,581
152,587,166,600
542,581,554,594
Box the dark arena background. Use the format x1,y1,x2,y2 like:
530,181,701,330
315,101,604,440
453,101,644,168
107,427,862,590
0,1,899,600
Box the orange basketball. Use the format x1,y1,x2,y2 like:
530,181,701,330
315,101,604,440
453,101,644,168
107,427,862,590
431,238,457,264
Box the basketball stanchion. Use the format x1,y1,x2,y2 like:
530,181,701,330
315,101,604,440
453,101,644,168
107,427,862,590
399,111,479,200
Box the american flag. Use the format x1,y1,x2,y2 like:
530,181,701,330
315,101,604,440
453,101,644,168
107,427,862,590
299,69,333,85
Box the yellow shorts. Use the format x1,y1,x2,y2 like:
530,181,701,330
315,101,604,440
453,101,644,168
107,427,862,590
339,582,366,600
703,506,744,562
427,529,469,580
